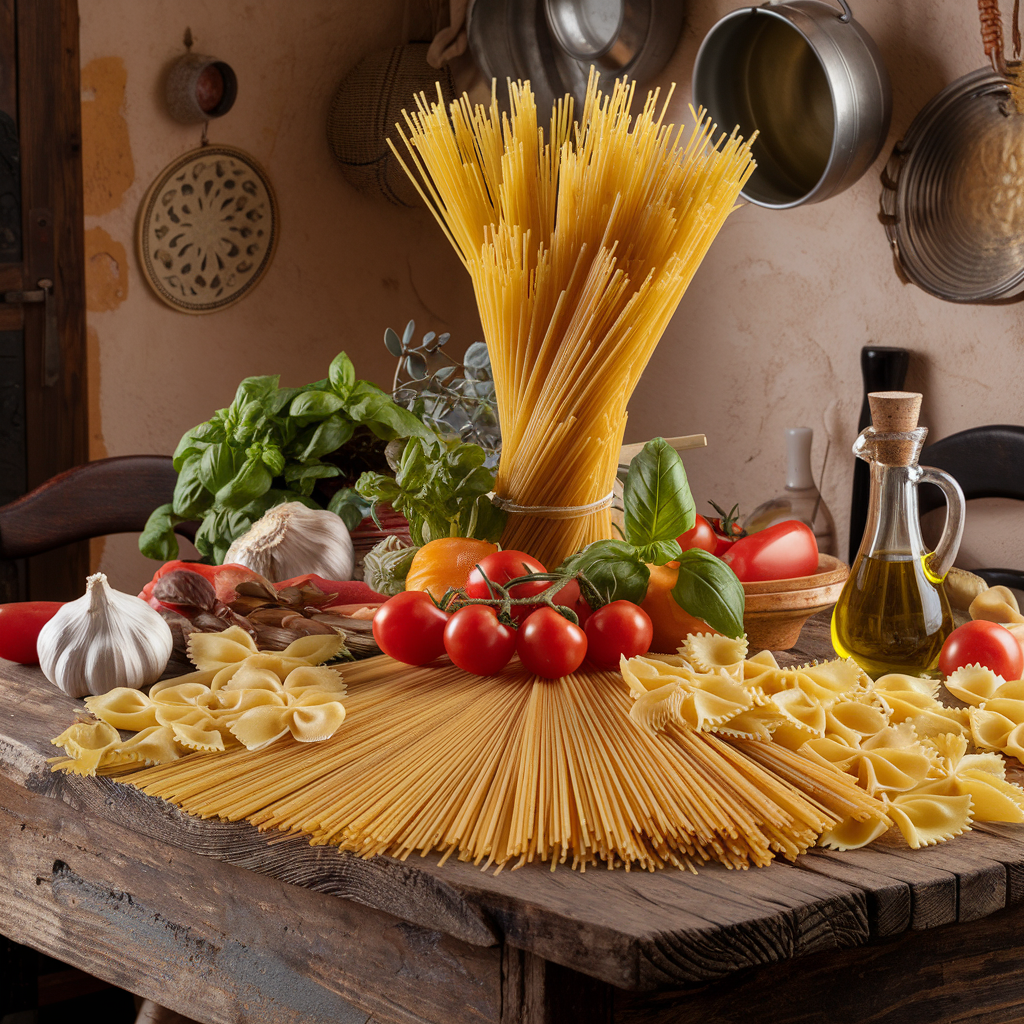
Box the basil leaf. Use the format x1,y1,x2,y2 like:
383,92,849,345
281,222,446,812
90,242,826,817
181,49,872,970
346,382,433,440
328,487,372,532
139,503,185,561
172,455,213,518
289,390,346,423
622,438,695,548
198,443,245,494
172,419,224,470
463,493,507,542
329,352,356,398
295,413,355,462
672,549,745,638
216,454,273,509
283,462,341,496
560,539,650,607
232,374,279,407
266,386,302,416
194,506,254,564
637,538,683,566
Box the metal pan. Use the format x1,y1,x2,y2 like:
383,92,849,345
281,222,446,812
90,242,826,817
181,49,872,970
879,2,1024,304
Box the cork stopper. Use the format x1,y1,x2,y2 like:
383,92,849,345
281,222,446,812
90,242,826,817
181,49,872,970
868,391,923,465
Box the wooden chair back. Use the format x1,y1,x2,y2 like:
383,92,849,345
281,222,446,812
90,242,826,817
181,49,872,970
0,455,195,560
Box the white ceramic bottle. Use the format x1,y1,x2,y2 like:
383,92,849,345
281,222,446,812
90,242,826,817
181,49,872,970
742,427,838,557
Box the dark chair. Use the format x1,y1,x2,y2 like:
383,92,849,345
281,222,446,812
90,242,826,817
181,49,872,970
0,455,195,1021
917,425,1024,590
0,454,195,560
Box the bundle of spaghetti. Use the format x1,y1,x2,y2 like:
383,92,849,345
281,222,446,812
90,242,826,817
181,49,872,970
120,655,885,872
392,74,756,566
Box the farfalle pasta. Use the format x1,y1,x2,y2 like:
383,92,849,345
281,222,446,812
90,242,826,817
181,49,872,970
51,630,348,775
621,631,1024,854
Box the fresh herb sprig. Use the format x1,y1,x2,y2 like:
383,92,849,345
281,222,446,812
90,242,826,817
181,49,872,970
559,438,745,637
140,352,432,564
355,434,507,546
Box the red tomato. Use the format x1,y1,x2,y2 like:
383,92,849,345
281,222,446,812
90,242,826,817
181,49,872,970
939,620,1024,681
0,602,64,664
721,520,819,582
676,515,718,555
517,607,588,678
707,502,746,556
465,550,548,622
443,605,517,675
372,592,449,666
584,601,654,670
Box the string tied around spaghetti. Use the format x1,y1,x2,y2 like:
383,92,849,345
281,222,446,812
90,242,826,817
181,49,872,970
490,491,615,520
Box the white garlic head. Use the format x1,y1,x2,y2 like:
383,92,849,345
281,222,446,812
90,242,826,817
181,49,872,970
224,502,354,583
37,572,174,698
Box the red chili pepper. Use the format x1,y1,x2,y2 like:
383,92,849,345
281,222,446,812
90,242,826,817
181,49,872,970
139,561,266,610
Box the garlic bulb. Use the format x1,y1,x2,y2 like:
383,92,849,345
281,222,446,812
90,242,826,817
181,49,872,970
224,502,354,583
37,573,174,698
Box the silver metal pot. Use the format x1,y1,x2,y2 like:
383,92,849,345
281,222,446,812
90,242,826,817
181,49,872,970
692,0,891,209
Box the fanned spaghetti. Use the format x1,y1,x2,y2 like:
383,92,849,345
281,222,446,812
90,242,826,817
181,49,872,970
113,655,885,872
392,75,756,566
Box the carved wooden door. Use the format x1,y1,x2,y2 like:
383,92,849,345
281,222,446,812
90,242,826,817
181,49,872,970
0,0,88,602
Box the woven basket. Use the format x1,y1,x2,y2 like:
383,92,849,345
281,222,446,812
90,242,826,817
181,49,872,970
327,43,456,207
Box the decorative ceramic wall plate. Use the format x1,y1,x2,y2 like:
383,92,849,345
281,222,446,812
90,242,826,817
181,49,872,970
137,145,278,314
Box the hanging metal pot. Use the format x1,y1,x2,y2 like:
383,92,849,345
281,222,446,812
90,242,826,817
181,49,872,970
692,0,891,209
879,0,1024,303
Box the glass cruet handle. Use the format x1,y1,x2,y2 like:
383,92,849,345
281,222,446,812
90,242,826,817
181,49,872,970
917,466,965,582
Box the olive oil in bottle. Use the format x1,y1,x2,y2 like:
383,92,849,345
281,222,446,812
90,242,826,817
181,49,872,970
831,552,952,678
831,391,964,679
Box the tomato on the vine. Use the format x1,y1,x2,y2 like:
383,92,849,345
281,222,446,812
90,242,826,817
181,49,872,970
939,620,1024,681
0,602,64,664
584,601,653,670
517,607,588,678
676,515,718,555
707,501,746,556
372,591,448,666
721,520,819,582
465,550,551,622
444,605,517,675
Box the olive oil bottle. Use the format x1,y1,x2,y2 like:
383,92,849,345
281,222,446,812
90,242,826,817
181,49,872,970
831,392,964,678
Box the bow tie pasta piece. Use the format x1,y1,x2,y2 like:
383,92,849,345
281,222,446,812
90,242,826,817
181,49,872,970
883,787,973,849
629,681,685,733
874,689,969,739
957,769,1024,821
188,626,259,670
944,665,1006,705
161,707,231,752
50,719,120,775
279,633,346,665
283,664,347,699
679,634,748,674
214,687,287,716
873,673,941,699
824,701,891,747
85,687,159,731
678,672,755,733
818,813,892,851
111,725,185,766
150,679,218,708
764,688,827,749
969,585,1024,625
288,692,347,742
219,663,286,694
793,660,865,707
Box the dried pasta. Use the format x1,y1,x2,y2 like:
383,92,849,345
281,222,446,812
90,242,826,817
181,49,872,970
393,75,755,566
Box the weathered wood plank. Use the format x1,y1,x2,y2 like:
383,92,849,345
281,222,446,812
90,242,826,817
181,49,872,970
0,776,502,1024
613,902,1024,1024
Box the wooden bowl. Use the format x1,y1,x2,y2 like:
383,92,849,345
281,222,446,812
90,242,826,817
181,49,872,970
741,554,850,652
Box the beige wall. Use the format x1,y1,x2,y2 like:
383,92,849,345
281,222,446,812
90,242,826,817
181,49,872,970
81,0,1022,596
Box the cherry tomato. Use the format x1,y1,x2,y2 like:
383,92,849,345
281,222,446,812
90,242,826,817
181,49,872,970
721,520,819,582
443,605,517,675
939,620,1024,681
517,607,588,678
584,601,654,670
707,502,746,556
372,591,449,666
676,514,718,555
0,602,64,664
465,550,549,622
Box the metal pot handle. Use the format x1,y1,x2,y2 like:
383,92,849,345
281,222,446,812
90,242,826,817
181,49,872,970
762,0,852,21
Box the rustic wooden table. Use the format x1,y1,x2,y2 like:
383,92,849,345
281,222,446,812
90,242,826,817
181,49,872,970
2,616,1024,1024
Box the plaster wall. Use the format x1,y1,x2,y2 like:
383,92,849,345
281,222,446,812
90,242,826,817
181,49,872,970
80,0,1022,596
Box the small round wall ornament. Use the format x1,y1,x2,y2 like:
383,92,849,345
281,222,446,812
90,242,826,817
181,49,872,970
136,144,278,314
